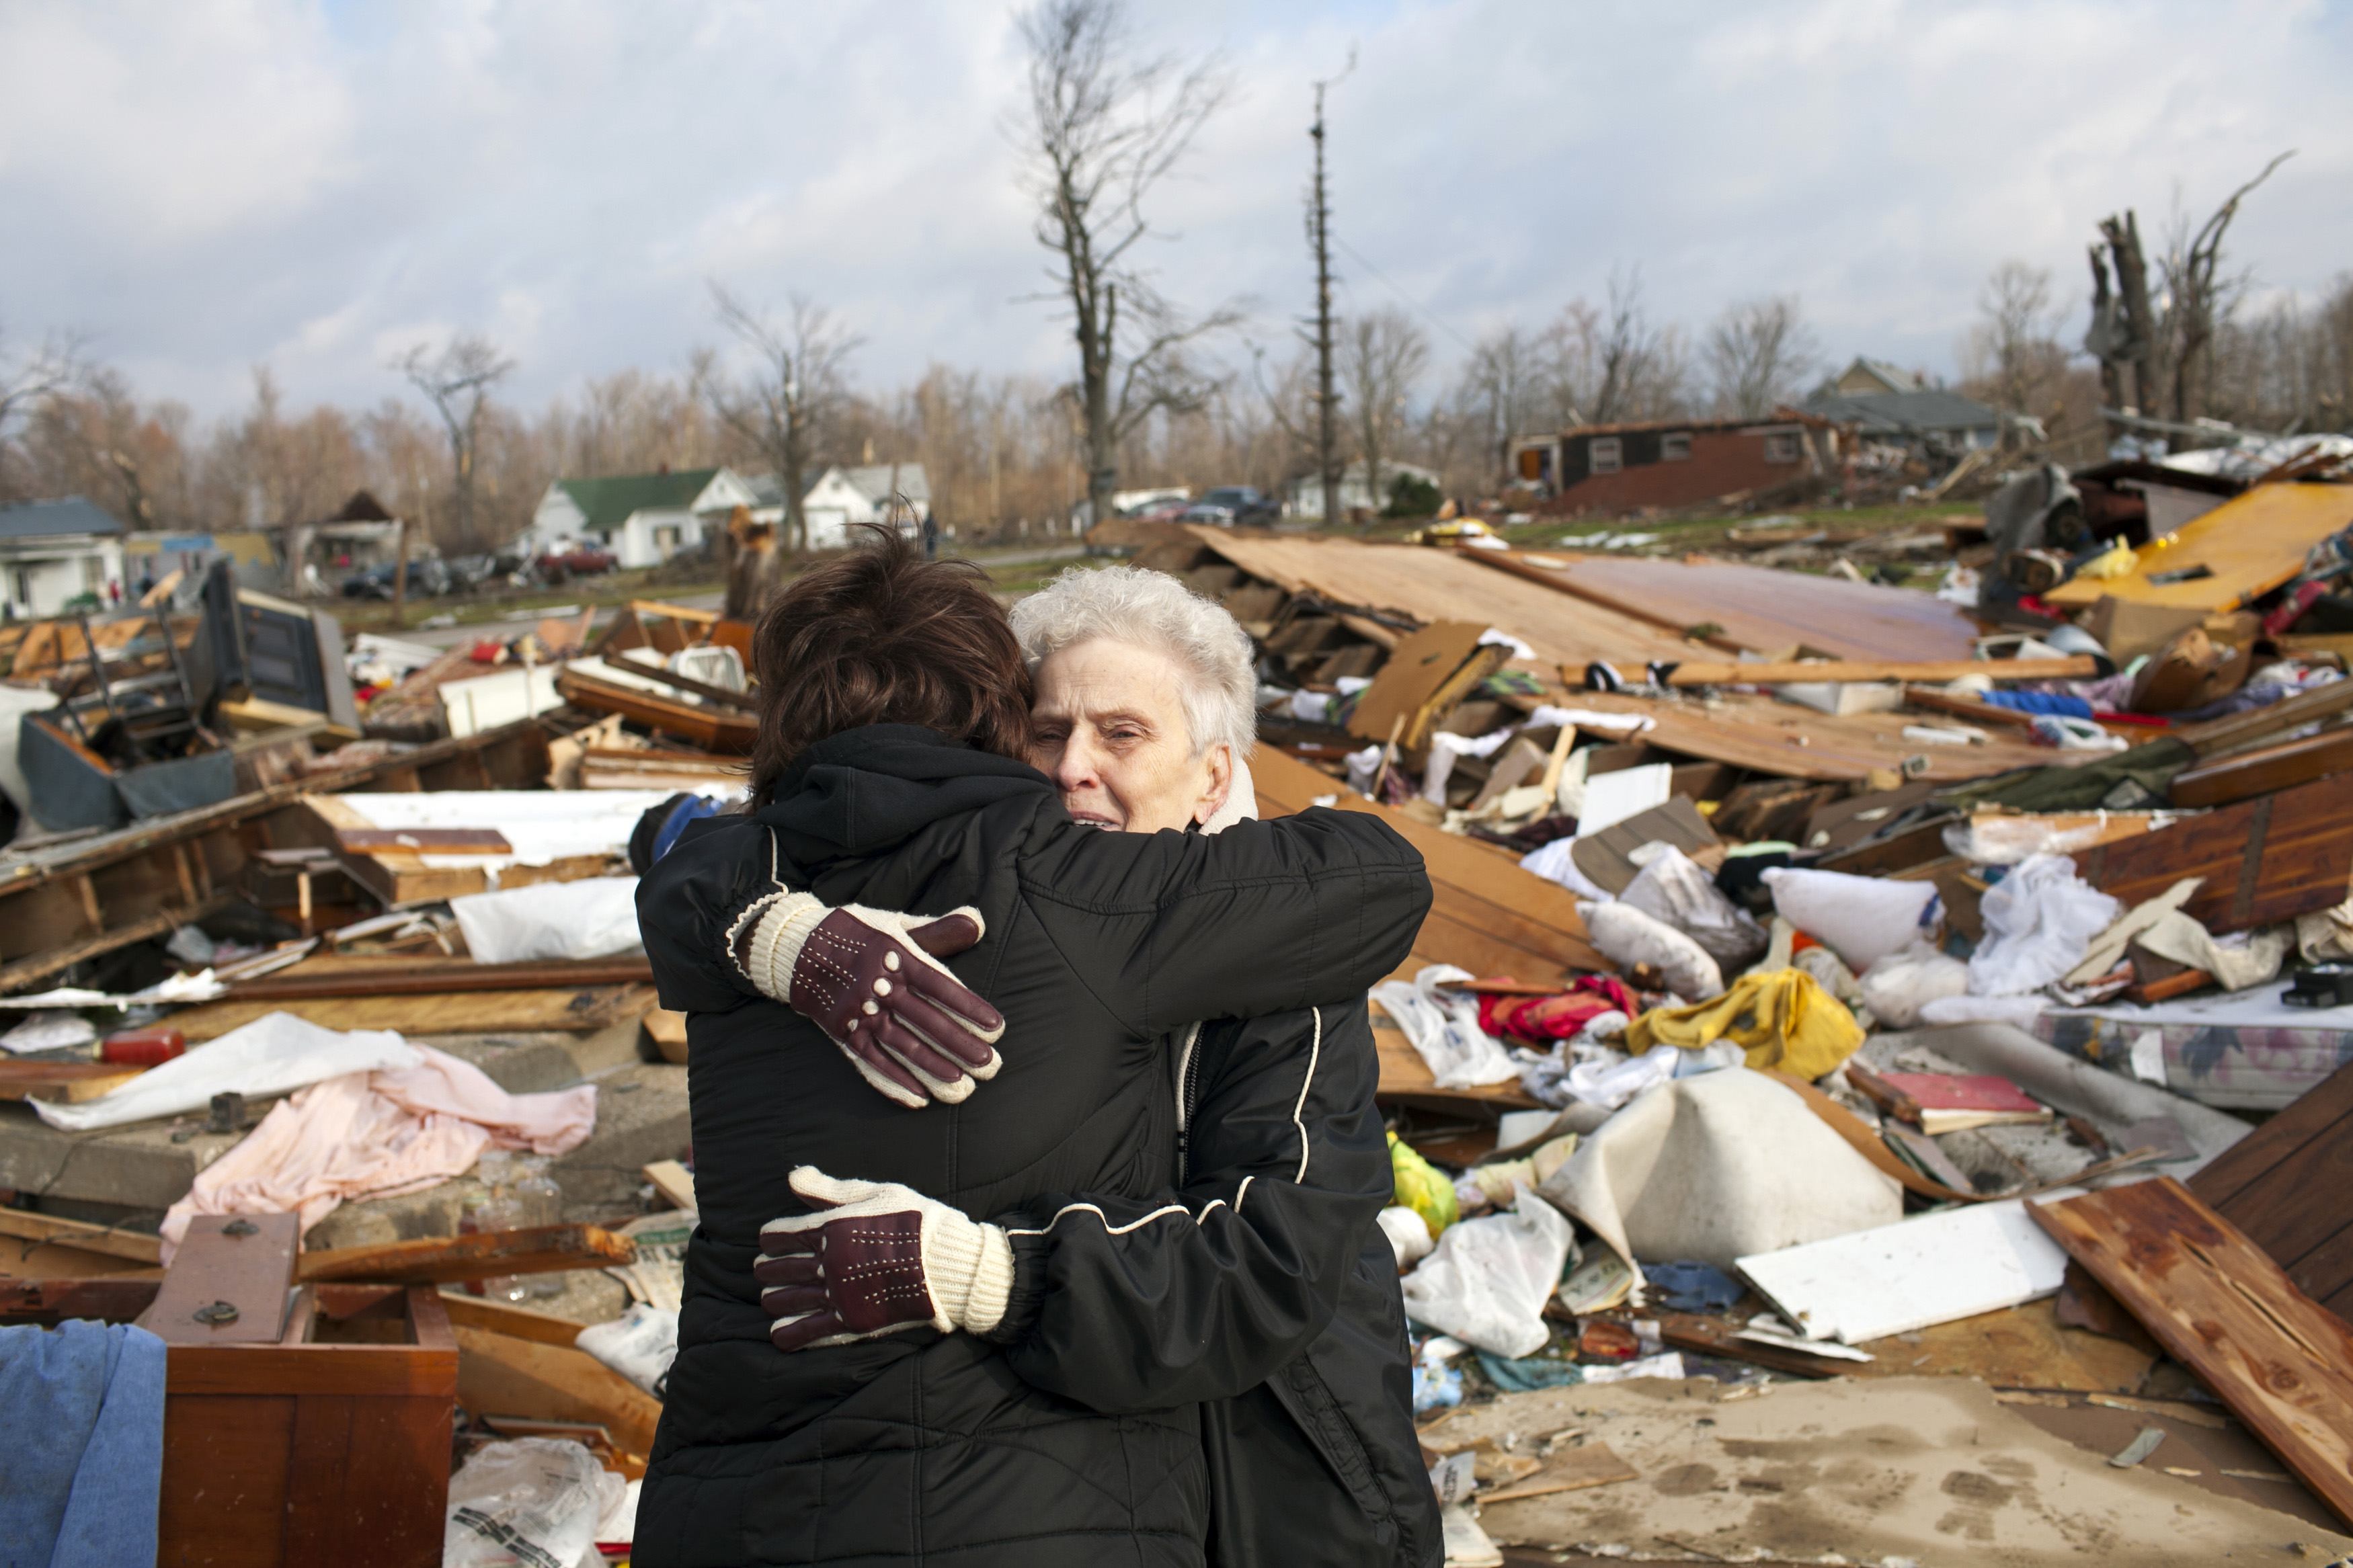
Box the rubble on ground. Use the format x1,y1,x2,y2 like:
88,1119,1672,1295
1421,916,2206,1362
3,456,2352,1563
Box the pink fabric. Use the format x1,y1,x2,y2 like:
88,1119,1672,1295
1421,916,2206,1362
159,1044,597,1259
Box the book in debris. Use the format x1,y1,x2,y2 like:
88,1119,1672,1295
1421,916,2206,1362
1849,1065,2053,1134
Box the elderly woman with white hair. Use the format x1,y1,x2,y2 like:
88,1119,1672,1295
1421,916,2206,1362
1012,564,1263,836
747,563,1441,1567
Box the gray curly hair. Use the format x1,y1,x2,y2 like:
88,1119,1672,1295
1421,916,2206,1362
1008,565,1258,759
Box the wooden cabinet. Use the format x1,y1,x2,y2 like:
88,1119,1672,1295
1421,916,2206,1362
159,1282,456,1567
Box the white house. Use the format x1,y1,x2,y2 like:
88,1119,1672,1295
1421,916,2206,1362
749,463,930,550
0,497,128,617
1285,459,1441,521
524,466,759,569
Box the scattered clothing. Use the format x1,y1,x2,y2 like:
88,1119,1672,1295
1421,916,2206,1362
160,1042,598,1257
1626,967,1865,1081
1478,976,1637,1045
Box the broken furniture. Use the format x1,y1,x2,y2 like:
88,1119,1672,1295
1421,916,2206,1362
1,1211,458,1567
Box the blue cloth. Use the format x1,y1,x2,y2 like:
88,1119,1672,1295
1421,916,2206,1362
1644,1260,1745,1313
651,793,721,865
0,1319,166,1568
1475,1350,1583,1392
1979,690,2096,719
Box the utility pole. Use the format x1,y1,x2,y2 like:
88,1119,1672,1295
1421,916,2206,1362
1308,75,1343,530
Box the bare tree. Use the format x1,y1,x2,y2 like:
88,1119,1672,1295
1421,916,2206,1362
1706,296,1819,418
696,284,861,555
1016,0,1240,527
1458,324,1547,486
1593,270,1661,423
1341,307,1429,522
2157,151,2295,427
0,327,83,503
1960,261,2070,441
393,333,514,552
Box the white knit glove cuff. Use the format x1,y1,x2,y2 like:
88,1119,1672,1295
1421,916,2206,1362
920,1211,1016,1336
731,889,828,1000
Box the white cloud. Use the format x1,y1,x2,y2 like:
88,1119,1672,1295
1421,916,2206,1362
1,0,2346,418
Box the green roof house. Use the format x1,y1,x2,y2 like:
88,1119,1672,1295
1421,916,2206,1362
525,466,758,570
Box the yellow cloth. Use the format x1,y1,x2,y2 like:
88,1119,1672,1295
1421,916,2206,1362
1624,967,1864,1080
2078,538,2137,580
1388,1131,1458,1239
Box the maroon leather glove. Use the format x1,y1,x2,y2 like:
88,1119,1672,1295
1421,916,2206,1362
755,1167,1014,1352
733,894,1006,1108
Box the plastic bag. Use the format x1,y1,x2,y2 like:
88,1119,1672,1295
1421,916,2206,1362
1369,966,1519,1088
1620,843,1767,970
1562,1046,1679,1111
1967,854,2122,997
444,1437,626,1568
1379,1206,1436,1269
1399,1186,1574,1358
1761,867,1938,973
1857,942,1970,1029
452,876,643,964
1388,1132,1460,1240
575,1304,678,1397
1577,902,1723,1000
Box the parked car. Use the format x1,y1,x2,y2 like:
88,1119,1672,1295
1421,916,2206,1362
1127,496,1195,523
341,559,451,600
534,545,617,583
1187,485,1279,525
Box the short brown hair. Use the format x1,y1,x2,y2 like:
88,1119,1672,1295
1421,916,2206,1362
748,526,1032,804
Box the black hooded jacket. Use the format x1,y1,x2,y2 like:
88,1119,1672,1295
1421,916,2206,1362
632,726,1431,1567
984,1001,1443,1567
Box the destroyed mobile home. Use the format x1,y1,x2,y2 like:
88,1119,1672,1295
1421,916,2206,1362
1,456,2352,1567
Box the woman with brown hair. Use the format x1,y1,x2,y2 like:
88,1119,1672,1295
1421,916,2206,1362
633,530,1430,1567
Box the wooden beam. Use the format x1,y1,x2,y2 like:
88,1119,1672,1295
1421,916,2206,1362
2167,726,2353,807
296,1223,634,1285
454,1325,662,1457
436,1291,585,1347
229,957,654,1001
2181,675,2353,757
1665,656,2099,687
0,1205,164,1264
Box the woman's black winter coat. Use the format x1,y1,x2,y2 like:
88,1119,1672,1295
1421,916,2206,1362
631,726,1430,1567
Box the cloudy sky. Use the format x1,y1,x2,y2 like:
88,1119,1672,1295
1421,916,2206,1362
3,0,2348,419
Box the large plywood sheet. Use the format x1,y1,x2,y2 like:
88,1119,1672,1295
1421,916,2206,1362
1205,532,2063,783
2045,481,2353,612
1484,549,1985,661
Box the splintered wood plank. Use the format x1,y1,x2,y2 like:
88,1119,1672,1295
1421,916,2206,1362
1476,1441,1638,1503
454,1325,662,1457
2192,1058,2353,1326
436,1291,587,1347
2074,772,2353,932
2030,1176,2353,1527
0,1060,145,1102
0,1205,164,1264
1252,743,1602,982
1346,621,1497,747
299,1223,635,1285
2044,481,2353,612
172,983,660,1041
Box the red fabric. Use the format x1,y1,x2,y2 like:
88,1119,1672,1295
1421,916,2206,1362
1478,975,1638,1044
